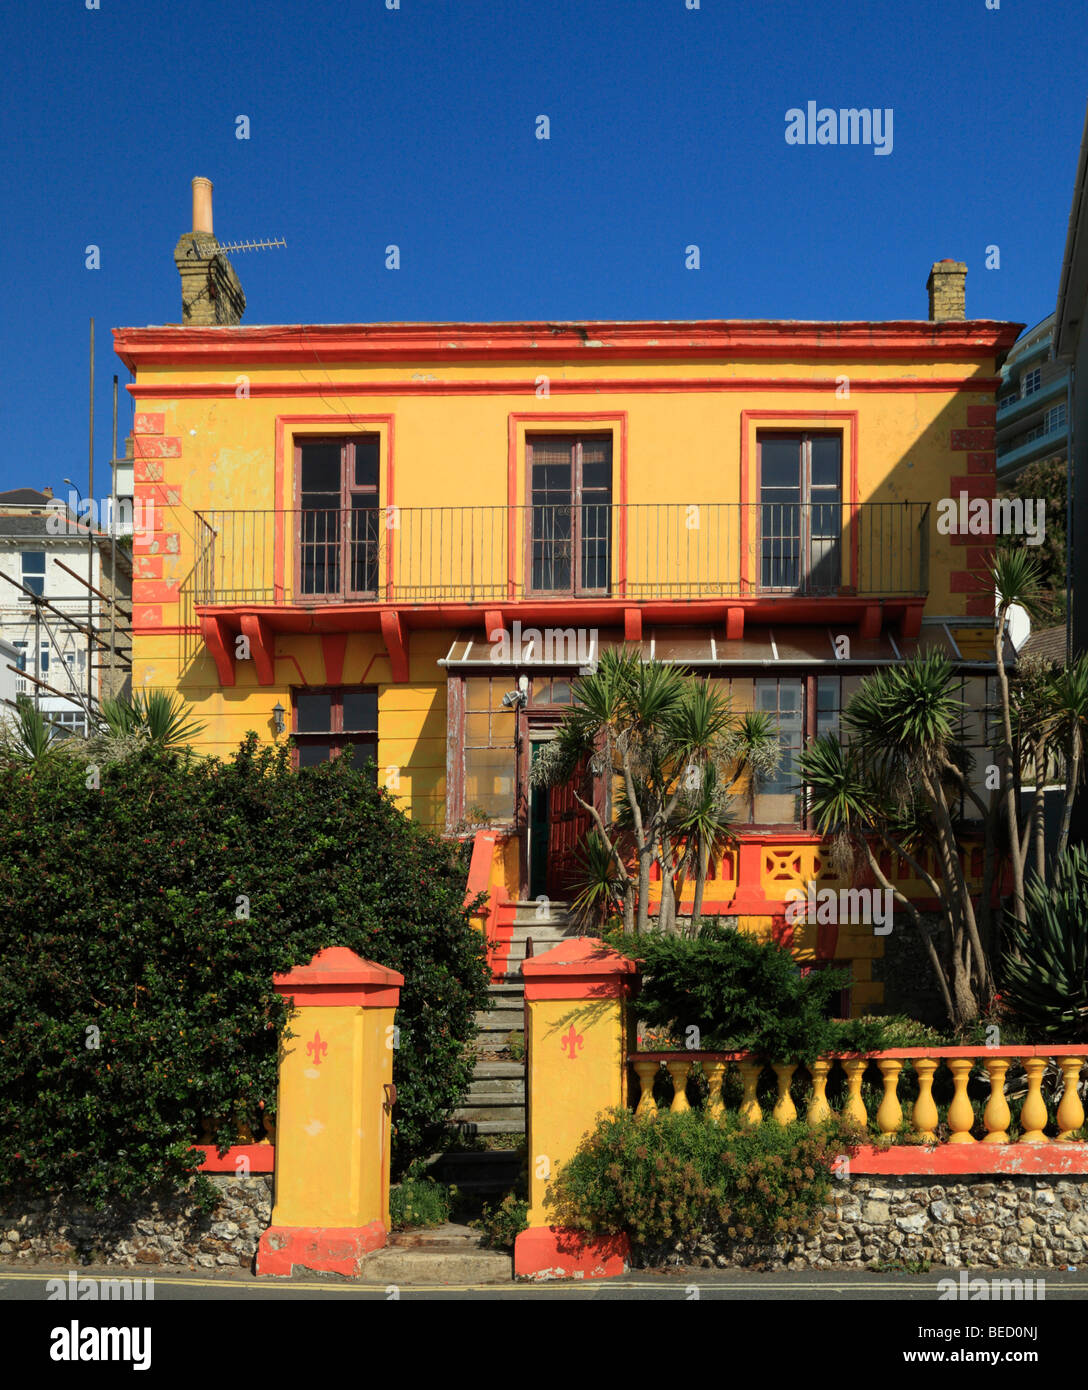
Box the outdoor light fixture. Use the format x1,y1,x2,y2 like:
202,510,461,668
271,701,286,735
501,689,527,709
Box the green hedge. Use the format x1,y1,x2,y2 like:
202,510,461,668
613,921,890,1061
0,736,491,1206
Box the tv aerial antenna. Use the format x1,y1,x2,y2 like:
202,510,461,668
187,235,286,258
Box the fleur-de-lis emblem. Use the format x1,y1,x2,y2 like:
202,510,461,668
561,1024,584,1061
306,1030,328,1065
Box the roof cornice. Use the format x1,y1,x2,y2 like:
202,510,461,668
112,318,1023,371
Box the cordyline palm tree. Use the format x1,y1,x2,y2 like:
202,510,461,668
533,650,744,934
723,711,782,822
99,689,206,749
800,651,995,1029
673,759,737,934
1043,654,1088,859
992,547,1047,925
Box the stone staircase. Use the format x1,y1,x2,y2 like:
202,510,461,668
449,901,582,1139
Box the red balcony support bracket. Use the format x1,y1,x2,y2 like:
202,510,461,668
484,609,505,642
321,634,348,686
380,609,410,683
240,613,276,686
899,604,923,641
623,607,642,642
859,605,882,640
200,614,236,687
725,607,745,641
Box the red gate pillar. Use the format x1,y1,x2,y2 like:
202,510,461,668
514,937,637,1280
256,947,403,1277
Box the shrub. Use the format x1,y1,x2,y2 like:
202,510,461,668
546,1107,860,1252
0,736,492,1206
613,921,889,1062
471,1193,529,1250
390,1176,453,1230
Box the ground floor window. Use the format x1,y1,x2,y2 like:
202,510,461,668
463,675,518,821
292,686,378,774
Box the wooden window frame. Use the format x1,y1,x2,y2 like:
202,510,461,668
755,431,844,596
293,435,382,603
524,433,613,599
291,684,378,776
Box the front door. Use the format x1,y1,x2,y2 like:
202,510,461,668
527,743,595,901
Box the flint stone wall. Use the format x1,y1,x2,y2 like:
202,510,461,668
643,1175,1088,1272
0,1176,270,1269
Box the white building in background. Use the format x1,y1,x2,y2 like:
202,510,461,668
0,488,131,737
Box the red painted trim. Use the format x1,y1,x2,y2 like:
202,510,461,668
113,320,1022,371
272,947,403,1005
256,1221,387,1277
195,1144,275,1174
624,607,642,642
126,375,1008,399
514,1226,629,1280
240,613,276,686
199,614,235,686
847,1144,1088,1176
379,608,409,683
522,937,638,1000
321,634,348,685
194,593,926,636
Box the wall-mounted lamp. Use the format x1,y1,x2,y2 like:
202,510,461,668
271,701,286,736
501,689,527,709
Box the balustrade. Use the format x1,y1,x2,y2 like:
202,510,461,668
628,1049,1087,1145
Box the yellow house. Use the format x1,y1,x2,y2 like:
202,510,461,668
114,184,1020,1012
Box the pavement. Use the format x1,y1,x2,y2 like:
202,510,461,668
1,1262,1086,1299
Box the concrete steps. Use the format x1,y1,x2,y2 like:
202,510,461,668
451,905,589,1136
365,1224,512,1283
426,1149,522,1196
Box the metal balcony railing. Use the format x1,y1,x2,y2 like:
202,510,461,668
192,502,930,607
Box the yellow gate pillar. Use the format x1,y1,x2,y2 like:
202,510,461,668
514,937,637,1280
256,947,403,1277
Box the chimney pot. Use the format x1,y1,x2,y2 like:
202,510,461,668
927,260,967,321
192,177,214,236
42,486,53,499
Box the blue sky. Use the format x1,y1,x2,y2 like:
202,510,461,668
0,0,1085,495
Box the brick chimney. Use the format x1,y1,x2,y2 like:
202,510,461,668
173,177,246,326
927,259,967,321
42,486,53,499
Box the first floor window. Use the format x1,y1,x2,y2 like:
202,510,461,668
292,686,378,774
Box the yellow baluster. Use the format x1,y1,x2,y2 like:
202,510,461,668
199,1116,213,1144
841,1058,868,1130
633,1060,660,1119
806,1059,832,1125
1019,1056,1050,1143
1056,1057,1086,1141
947,1058,978,1142
876,1059,903,1137
666,1059,692,1113
771,1063,797,1125
704,1061,727,1122
981,1058,1011,1144
738,1060,763,1127
261,1111,276,1145
911,1059,939,1141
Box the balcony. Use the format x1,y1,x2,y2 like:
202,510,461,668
193,502,929,609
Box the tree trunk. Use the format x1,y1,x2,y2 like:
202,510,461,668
1057,738,1081,859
